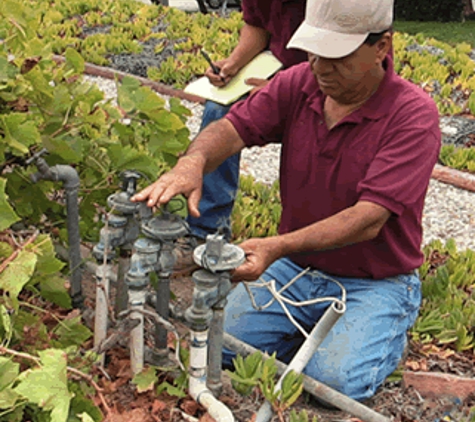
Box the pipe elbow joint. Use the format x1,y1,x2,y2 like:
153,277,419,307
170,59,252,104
50,165,80,189
189,380,234,422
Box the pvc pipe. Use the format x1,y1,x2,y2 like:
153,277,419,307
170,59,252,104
223,333,391,422
189,330,234,422
256,301,345,422
93,264,111,366
129,289,147,374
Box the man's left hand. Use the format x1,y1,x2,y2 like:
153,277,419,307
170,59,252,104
232,237,284,282
245,78,269,96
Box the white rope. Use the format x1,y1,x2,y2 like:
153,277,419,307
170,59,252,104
243,268,346,338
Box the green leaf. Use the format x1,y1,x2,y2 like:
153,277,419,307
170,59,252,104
52,315,92,348
0,250,37,308
0,305,12,341
117,76,141,113
14,349,71,422
107,144,159,179
146,109,184,132
133,86,166,113
132,366,158,393
0,178,20,231
28,235,65,276
39,276,72,309
78,413,95,422
65,48,85,75
69,381,103,422
42,134,84,163
0,357,19,391
155,381,186,398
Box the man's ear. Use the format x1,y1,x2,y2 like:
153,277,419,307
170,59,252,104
375,32,392,63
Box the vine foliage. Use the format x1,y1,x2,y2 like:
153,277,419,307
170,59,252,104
0,1,191,420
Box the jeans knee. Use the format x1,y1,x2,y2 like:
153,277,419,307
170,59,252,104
202,101,230,127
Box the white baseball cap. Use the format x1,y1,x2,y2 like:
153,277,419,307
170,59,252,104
287,0,394,59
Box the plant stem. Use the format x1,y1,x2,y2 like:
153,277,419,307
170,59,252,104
0,231,39,274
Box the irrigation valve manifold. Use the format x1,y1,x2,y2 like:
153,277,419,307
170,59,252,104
185,234,245,422
93,171,142,365
89,175,389,422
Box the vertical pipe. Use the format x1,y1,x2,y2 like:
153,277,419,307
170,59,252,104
152,242,174,364
155,274,170,350
129,288,147,374
207,301,226,396
65,186,83,309
94,265,111,366
115,253,130,317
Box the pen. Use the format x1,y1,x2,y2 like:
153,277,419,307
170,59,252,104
200,50,225,82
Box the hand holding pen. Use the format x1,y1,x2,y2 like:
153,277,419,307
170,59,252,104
201,50,235,87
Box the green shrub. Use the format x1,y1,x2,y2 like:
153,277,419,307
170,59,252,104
395,0,465,22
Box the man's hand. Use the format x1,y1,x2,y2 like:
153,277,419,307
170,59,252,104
245,78,270,95
205,59,241,88
130,155,204,217
232,237,284,282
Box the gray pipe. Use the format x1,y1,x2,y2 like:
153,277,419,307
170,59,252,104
207,304,225,396
256,301,345,422
223,333,391,422
29,152,83,308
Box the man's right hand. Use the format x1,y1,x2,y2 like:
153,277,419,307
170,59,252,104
205,59,240,88
130,155,205,217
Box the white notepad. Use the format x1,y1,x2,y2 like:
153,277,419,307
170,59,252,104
184,51,283,106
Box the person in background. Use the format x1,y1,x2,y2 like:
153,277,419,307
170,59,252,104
133,0,441,400
174,0,307,274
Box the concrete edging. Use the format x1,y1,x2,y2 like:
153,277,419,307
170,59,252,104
61,57,475,194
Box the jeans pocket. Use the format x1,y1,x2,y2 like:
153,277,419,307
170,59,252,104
386,272,422,314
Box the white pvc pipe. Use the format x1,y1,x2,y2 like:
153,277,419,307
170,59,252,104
189,330,234,422
129,289,147,374
94,264,111,366
256,301,346,422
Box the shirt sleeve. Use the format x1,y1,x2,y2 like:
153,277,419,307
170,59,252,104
357,98,441,216
242,0,265,27
225,66,302,147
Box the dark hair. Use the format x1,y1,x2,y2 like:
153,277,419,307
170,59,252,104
364,28,392,46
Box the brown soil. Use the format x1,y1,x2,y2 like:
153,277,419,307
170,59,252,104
79,269,475,422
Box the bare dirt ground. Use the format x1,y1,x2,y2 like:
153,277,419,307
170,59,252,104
77,268,475,422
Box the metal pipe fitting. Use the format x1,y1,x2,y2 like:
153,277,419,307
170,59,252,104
27,149,83,308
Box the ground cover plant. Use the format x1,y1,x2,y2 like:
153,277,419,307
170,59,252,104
15,0,475,174
1,0,475,421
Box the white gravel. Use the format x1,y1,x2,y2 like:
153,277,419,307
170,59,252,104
84,74,475,252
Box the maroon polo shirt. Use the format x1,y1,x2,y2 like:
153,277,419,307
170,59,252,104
242,0,307,68
226,57,441,279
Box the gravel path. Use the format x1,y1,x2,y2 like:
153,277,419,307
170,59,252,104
84,75,475,252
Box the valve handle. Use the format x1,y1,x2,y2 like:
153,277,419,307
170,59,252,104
119,170,142,195
25,148,48,166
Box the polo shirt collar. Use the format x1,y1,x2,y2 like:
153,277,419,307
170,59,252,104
303,55,397,122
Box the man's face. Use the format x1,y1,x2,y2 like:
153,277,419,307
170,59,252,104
308,35,390,102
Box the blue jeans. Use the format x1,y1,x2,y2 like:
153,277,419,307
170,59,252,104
223,257,421,401
186,100,241,240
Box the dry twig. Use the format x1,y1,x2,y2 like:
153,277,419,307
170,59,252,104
0,230,39,274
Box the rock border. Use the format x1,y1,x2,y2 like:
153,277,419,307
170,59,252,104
64,57,475,194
